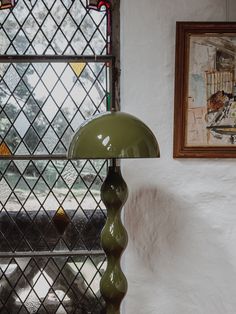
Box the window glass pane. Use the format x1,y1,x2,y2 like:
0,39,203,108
0,0,112,312
0,0,108,55
0,255,106,313
0,62,108,156
0,159,106,252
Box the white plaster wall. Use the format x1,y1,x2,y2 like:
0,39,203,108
120,0,236,313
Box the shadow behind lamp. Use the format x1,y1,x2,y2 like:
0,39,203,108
68,111,160,314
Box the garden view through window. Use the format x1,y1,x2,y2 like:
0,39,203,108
0,0,112,312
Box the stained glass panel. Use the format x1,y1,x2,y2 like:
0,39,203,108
0,0,112,312
0,255,106,313
0,159,106,252
0,61,108,156
0,0,108,55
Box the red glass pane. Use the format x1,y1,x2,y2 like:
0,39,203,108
0,0,15,10
87,0,111,10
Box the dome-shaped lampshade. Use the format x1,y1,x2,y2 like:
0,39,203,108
68,112,160,159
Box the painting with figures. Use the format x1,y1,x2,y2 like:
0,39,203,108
174,22,236,157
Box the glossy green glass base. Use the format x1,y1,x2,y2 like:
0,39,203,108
100,165,128,314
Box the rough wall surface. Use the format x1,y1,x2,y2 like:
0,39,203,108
120,0,236,313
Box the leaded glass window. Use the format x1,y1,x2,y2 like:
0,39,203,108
0,0,113,312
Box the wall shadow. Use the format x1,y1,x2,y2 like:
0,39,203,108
124,186,236,314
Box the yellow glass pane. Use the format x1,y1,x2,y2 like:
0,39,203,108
52,206,70,235
69,62,86,77
0,142,11,155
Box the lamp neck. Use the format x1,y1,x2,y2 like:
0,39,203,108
110,158,120,168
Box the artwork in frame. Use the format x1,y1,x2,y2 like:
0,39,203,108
173,22,236,158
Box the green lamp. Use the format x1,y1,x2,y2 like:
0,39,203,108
68,111,160,314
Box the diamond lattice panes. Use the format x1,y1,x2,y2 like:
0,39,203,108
0,61,107,156
0,0,108,55
0,159,107,252
0,0,111,312
0,255,106,313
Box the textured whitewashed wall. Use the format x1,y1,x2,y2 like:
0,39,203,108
120,0,236,313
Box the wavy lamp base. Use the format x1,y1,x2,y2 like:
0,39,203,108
100,165,128,314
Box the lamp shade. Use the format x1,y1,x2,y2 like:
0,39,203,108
68,111,160,159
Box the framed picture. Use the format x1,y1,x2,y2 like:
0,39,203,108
173,22,236,158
